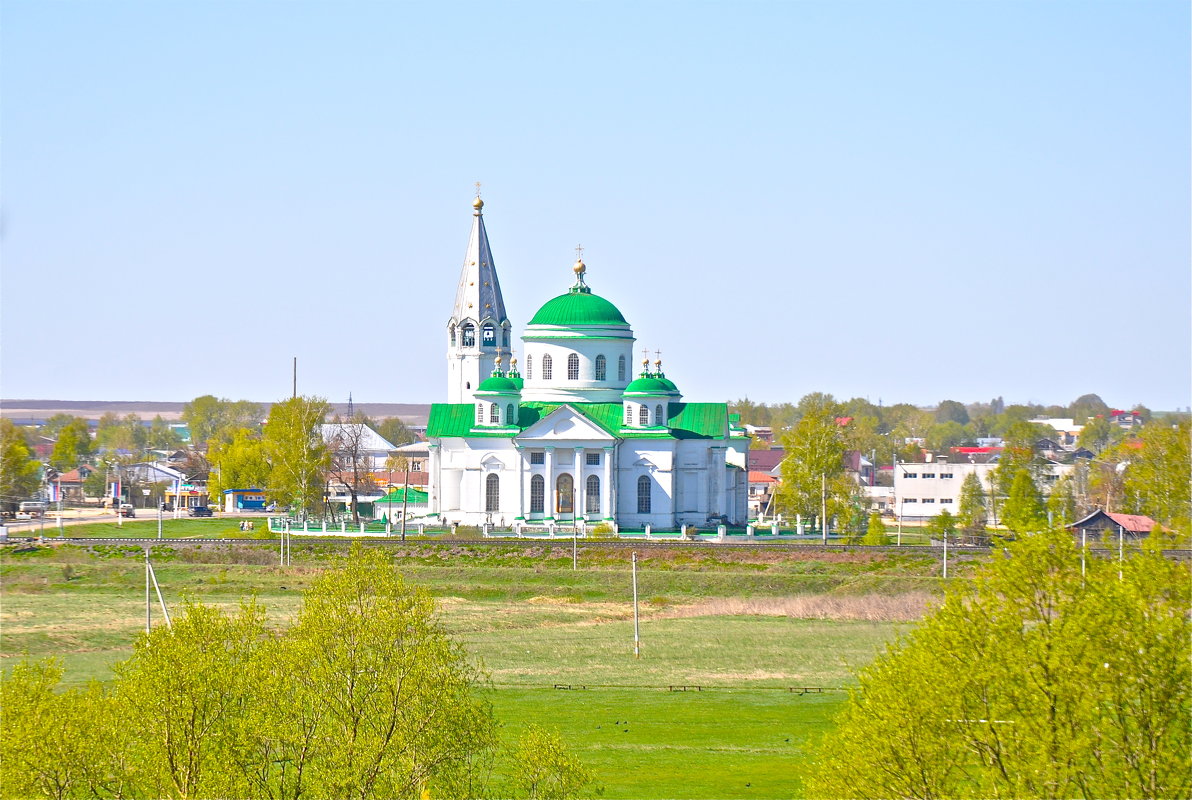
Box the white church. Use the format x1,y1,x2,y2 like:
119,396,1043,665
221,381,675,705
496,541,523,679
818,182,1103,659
426,196,749,529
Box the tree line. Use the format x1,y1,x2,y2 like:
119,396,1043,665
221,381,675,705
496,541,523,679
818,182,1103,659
732,392,1175,458
1,395,415,517
760,393,1189,540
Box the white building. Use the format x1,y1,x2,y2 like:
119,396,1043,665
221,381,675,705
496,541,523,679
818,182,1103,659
894,462,995,521
427,196,749,528
893,459,1073,521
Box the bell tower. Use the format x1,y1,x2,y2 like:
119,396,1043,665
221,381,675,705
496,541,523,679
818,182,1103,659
447,192,511,403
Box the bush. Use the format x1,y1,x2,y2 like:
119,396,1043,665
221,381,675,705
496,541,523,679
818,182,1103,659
808,530,1191,799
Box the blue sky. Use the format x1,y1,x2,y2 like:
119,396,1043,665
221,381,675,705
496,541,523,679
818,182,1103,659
3,1,1188,411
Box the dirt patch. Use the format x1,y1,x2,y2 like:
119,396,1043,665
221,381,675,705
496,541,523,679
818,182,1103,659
655,593,935,622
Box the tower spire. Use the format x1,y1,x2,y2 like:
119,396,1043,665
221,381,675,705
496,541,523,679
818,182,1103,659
451,193,507,323
447,191,511,403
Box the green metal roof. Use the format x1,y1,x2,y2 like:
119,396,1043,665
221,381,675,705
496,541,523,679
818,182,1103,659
377,487,429,503
527,290,629,327
427,401,729,440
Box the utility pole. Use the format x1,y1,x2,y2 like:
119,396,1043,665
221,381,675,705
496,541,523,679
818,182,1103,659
400,464,409,542
942,528,948,579
1118,525,1124,581
145,550,151,633
631,551,640,659
821,473,827,544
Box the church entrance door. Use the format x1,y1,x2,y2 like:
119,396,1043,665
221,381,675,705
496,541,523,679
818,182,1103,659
556,474,574,519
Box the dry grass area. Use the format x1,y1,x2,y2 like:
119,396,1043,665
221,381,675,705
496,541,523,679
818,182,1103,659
658,592,936,622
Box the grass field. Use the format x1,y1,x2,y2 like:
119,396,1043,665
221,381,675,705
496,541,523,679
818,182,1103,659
0,539,964,798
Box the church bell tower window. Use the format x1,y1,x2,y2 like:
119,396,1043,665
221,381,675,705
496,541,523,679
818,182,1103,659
461,324,476,347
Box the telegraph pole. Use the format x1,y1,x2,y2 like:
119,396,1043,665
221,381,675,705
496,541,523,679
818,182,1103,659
632,552,640,658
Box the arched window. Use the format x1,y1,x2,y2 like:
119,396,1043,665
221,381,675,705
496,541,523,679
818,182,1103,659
449,325,456,346
482,324,495,344
585,475,600,515
476,404,483,423
485,473,499,512
506,404,515,425
542,354,553,380
618,355,626,381
656,405,664,426
625,405,633,425
461,323,476,347
567,353,580,380
595,355,607,381
639,406,649,426
526,354,533,379
637,475,651,513
502,328,510,347
490,403,499,423
556,473,574,514
530,475,544,514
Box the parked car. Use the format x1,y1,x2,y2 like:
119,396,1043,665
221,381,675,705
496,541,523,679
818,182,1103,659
118,503,136,518
189,506,214,517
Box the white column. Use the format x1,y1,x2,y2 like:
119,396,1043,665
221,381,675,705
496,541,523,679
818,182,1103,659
710,446,725,517
428,444,440,515
544,446,555,521
573,447,583,520
515,445,526,520
603,445,614,520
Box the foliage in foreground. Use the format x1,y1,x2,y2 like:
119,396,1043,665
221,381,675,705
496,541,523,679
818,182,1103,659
0,546,593,800
809,530,1191,799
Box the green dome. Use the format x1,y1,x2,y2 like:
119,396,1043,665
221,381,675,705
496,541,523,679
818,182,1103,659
623,377,672,395
657,377,679,393
528,290,629,327
476,375,519,393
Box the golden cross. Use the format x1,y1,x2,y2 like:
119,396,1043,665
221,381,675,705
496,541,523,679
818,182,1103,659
575,244,584,260
474,181,482,197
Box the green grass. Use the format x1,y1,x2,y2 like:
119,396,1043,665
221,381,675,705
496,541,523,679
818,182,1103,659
1,543,939,797
37,518,275,539
491,688,841,799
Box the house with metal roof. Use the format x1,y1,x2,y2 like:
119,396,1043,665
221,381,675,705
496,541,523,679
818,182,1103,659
1069,509,1158,540
427,195,749,529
